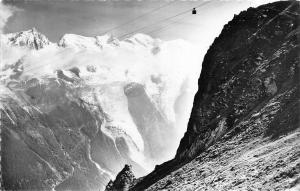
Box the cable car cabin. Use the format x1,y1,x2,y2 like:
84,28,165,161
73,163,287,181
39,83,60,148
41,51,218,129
192,8,197,14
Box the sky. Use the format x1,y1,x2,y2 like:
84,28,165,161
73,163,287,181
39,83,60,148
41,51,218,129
2,0,277,45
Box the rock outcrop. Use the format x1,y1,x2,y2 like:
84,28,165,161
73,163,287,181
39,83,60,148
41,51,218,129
105,164,135,191
107,1,300,190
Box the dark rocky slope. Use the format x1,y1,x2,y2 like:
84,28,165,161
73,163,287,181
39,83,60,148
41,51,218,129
1,78,144,191
107,1,300,190
105,165,136,191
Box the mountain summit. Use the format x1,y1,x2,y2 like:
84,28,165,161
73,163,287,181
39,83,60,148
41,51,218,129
3,28,51,50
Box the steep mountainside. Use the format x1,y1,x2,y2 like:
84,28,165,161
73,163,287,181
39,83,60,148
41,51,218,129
106,1,300,190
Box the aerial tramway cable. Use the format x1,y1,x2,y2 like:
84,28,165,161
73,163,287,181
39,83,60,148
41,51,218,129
100,1,178,35
146,13,191,36
117,1,211,40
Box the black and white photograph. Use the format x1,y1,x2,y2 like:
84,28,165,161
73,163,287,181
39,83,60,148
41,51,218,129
0,0,299,190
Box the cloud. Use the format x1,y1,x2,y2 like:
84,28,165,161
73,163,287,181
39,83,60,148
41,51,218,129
0,0,15,33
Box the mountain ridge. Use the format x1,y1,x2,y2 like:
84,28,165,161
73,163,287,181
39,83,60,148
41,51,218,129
1,28,161,51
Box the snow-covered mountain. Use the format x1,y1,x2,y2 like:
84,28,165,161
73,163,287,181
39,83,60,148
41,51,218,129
58,33,120,50
0,28,201,190
2,28,51,50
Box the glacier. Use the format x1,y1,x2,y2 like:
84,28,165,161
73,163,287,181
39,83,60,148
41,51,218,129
0,28,202,190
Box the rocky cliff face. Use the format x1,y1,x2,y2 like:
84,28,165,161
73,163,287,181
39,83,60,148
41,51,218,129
107,1,300,190
175,1,299,163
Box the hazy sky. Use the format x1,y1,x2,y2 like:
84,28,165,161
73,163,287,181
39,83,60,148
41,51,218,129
3,0,276,44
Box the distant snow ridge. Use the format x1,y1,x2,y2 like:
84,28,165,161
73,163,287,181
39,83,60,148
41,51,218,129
58,33,159,51
4,28,51,50
58,34,118,50
2,28,161,51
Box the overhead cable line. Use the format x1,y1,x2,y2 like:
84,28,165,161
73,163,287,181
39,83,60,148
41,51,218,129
100,1,178,35
146,14,190,36
117,1,211,40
